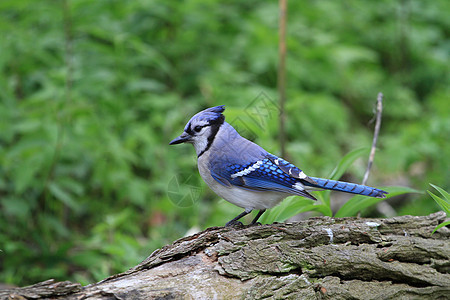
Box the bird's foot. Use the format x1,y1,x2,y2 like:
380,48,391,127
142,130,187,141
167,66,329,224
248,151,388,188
225,220,244,227
250,222,262,226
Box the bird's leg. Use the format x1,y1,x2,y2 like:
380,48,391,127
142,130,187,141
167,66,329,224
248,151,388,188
226,208,252,227
250,209,266,225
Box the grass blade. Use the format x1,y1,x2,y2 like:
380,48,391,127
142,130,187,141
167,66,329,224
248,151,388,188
432,220,450,234
328,147,369,180
430,184,450,201
428,191,450,215
261,197,331,224
334,186,420,217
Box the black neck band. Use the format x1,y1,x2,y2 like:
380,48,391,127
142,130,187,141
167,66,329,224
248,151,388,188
197,116,224,158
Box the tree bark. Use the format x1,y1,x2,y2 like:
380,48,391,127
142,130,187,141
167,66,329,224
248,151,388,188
2,212,449,299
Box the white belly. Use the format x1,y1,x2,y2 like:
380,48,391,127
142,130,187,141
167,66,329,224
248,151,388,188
198,156,288,210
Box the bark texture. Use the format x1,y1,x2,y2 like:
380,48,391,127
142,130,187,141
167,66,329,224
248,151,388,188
2,212,449,299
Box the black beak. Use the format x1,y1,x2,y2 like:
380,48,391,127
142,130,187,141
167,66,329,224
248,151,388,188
169,132,191,145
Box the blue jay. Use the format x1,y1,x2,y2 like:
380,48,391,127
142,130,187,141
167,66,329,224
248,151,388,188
170,105,387,226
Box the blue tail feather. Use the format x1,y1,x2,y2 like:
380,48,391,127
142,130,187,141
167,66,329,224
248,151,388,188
306,177,387,198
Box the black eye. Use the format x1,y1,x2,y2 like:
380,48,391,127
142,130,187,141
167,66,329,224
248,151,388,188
193,125,202,132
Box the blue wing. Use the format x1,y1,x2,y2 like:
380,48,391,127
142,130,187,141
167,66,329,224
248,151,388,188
209,155,317,200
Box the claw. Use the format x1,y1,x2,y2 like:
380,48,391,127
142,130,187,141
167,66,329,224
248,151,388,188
225,220,244,227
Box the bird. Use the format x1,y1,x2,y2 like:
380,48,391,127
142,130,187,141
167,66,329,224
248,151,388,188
169,105,388,226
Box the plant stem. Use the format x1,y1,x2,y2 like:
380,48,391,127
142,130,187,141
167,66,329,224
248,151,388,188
362,92,384,186
278,0,287,157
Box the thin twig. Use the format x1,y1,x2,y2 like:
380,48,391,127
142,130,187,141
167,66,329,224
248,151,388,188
278,0,287,157
362,92,383,185
357,93,384,218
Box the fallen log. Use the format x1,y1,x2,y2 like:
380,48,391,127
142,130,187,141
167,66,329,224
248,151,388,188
2,212,449,299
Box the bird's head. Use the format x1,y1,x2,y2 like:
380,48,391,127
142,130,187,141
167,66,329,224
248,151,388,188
169,105,225,157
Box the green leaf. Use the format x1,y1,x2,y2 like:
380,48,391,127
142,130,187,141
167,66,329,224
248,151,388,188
428,191,450,215
430,184,450,201
335,186,420,217
261,197,331,224
319,190,332,208
432,220,450,234
328,147,369,180
48,182,81,213
2,197,31,219
261,197,312,224
274,199,316,222
321,147,369,209
427,184,450,233
306,148,372,211
300,204,332,217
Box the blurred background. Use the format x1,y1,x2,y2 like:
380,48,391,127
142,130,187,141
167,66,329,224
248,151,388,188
0,0,448,286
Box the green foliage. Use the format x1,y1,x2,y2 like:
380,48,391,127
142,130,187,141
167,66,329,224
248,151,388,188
334,186,421,218
428,184,450,234
0,0,448,286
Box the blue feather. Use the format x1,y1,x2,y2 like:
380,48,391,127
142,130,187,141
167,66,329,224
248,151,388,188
306,177,387,198
210,157,317,200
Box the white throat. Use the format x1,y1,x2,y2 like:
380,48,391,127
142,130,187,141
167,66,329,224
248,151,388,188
193,138,209,157
192,123,226,158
